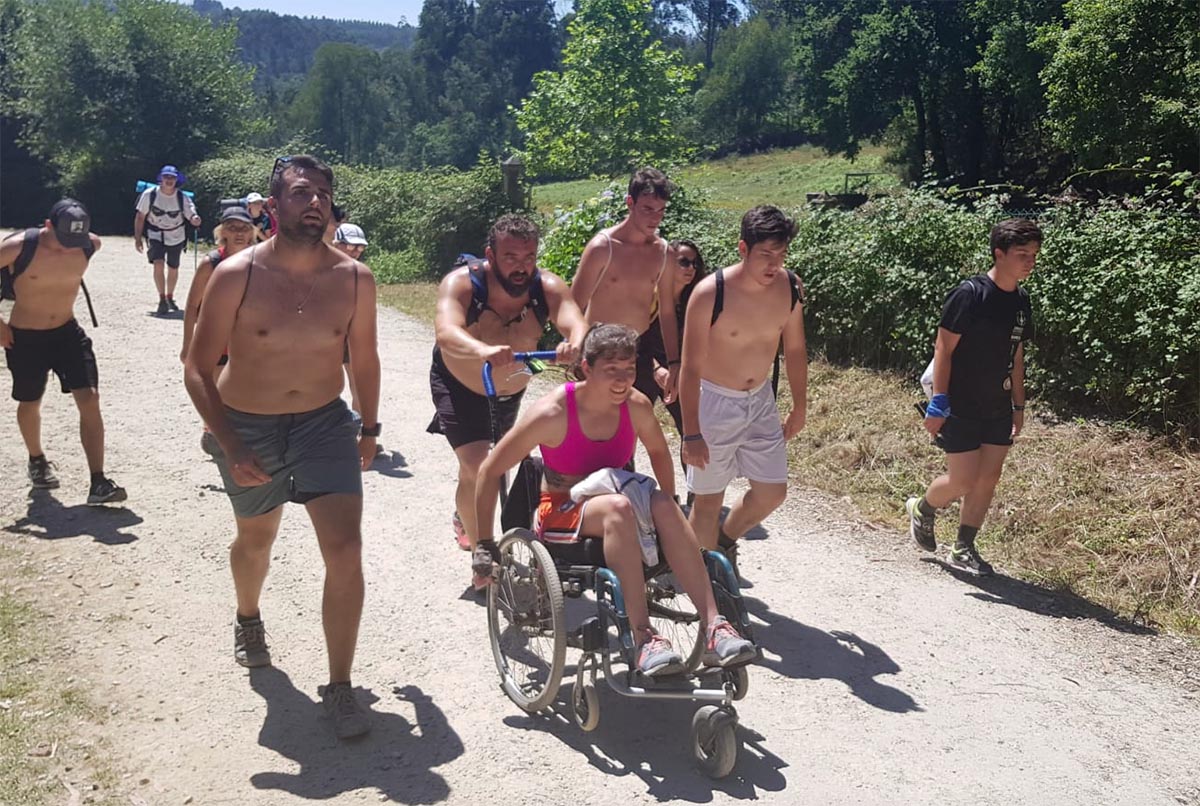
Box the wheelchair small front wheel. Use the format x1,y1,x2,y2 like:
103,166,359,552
487,529,566,713
571,679,600,732
690,705,740,779
727,664,749,701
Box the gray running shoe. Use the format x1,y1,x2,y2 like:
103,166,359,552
701,616,756,668
28,457,60,489
320,682,371,739
234,616,271,668
949,544,995,577
86,477,127,505
636,633,686,677
905,496,937,552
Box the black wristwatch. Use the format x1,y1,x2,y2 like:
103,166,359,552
361,422,383,437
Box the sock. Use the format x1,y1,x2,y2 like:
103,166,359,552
955,525,980,550
90,471,105,485
29,453,45,464
917,497,936,516
236,611,261,624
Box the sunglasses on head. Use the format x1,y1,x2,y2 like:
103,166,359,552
677,257,696,268
270,156,292,188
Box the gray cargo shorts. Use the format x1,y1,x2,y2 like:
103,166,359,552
205,397,362,518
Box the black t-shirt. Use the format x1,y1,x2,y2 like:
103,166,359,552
940,274,1035,419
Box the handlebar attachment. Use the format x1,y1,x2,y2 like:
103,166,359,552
482,350,560,398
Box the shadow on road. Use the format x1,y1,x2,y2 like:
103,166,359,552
249,667,462,803
743,595,922,714
371,448,412,479
4,489,141,545
503,684,788,803
921,557,1156,635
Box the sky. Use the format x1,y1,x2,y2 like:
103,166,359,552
185,0,574,26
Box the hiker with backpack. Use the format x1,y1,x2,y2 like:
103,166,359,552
428,214,586,564
0,199,126,504
678,206,808,581
134,165,201,315
904,218,1040,577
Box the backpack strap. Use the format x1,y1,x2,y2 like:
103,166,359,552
208,249,223,268
787,270,803,309
711,268,725,325
13,228,41,276
465,260,489,327
528,270,549,328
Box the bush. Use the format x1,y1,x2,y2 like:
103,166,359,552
187,151,522,278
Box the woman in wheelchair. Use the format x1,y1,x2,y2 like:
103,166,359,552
473,324,756,677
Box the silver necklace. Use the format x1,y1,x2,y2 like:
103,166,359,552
294,272,321,314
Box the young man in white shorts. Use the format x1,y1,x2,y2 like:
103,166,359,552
678,206,808,579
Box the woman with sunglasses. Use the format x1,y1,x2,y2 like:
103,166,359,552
644,239,707,440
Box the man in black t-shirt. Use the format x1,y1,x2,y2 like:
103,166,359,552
905,218,1041,576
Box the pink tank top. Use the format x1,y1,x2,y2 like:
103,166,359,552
540,382,636,476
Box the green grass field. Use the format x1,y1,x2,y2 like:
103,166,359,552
532,145,900,213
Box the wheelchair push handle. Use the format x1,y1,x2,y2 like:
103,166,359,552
482,350,559,398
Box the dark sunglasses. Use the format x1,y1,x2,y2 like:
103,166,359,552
677,257,696,268
270,156,292,188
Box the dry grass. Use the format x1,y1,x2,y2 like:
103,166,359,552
781,360,1200,635
378,287,1200,636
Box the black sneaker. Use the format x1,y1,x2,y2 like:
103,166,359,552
27,457,60,489
86,477,128,505
717,534,741,583
167,297,180,313
905,496,937,551
234,616,271,668
949,544,994,577
156,298,169,316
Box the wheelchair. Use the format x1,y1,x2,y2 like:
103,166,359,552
486,453,756,779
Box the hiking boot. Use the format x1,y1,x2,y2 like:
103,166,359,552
452,511,471,551
701,616,756,668
86,477,127,505
949,544,994,577
905,497,937,551
166,297,180,313
636,633,686,677
27,456,60,489
320,681,371,739
156,298,170,316
471,542,498,589
233,616,271,668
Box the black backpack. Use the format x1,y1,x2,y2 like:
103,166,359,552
1,228,99,326
710,268,804,397
463,258,550,329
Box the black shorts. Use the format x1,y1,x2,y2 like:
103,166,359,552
427,349,524,449
147,238,185,268
936,413,1013,454
633,328,666,404
5,319,98,402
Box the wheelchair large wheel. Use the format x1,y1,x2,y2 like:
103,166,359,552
487,528,566,713
645,571,705,672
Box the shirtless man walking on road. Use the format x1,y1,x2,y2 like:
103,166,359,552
183,155,380,739
1,199,126,504
679,206,808,579
571,168,677,408
430,214,585,577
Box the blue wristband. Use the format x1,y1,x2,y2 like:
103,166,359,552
926,394,951,419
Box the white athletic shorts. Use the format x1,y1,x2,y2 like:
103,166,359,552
686,378,788,495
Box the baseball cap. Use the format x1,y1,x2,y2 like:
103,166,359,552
245,192,264,204
335,223,368,246
220,205,253,224
48,199,91,250
158,164,184,184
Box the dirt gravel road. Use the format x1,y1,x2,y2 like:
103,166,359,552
2,238,1198,805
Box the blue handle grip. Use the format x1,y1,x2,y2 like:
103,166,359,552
482,350,560,398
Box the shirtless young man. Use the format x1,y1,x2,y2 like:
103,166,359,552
679,206,808,578
430,214,585,569
183,155,380,740
570,168,677,407
1,200,125,504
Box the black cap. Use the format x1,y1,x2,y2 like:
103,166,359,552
220,205,254,224
48,199,91,250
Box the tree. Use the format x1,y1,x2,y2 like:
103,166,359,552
1041,0,1200,171
290,43,392,165
694,17,789,148
516,0,698,178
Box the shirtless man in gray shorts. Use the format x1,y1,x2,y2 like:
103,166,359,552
183,155,380,739
679,206,808,580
